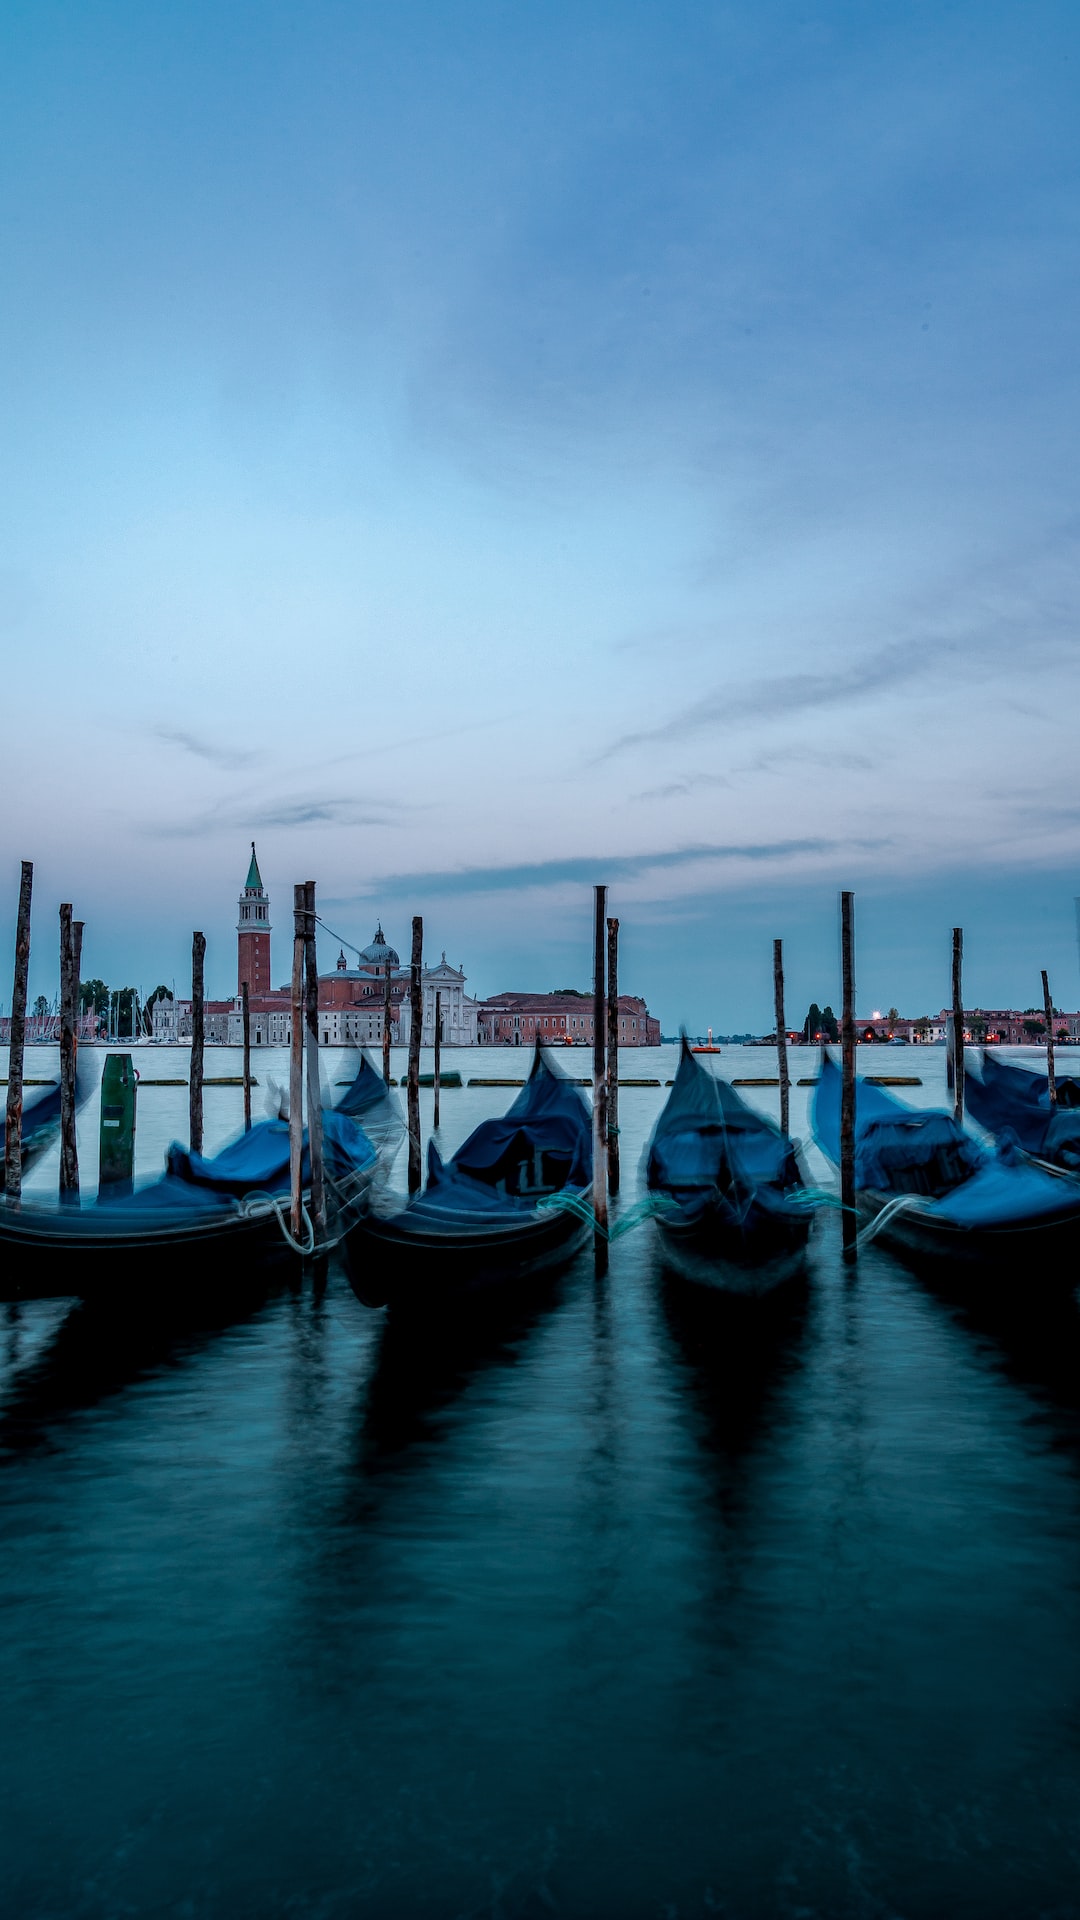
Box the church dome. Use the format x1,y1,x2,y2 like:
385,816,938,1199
358,924,399,969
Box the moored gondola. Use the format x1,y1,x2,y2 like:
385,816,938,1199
964,1049,1080,1171
0,1054,385,1303
812,1050,1080,1272
645,1038,814,1294
343,1044,592,1311
1,1063,91,1181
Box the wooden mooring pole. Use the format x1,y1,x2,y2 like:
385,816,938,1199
951,927,964,1125
840,891,856,1264
407,916,423,1194
773,937,790,1138
72,921,83,1050
289,887,305,1242
593,885,608,1266
4,860,33,1203
434,989,442,1128
1042,968,1057,1107
606,916,620,1196
59,904,80,1199
189,931,206,1156
382,957,393,1087
242,981,252,1131
303,880,326,1242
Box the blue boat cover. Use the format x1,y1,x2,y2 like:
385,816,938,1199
1,1061,90,1174
164,1111,376,1198
812,1052,1080,1224
394,1047,592,1227
646,1039,805,1222
334,1049,396,1121
964,1050,1080,1155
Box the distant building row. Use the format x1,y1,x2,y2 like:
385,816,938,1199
150,847,660,1046
843,1009,1080,1045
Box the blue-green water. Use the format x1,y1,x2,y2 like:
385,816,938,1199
2,1045,1080,1916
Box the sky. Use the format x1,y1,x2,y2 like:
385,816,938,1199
2,0,1080,1029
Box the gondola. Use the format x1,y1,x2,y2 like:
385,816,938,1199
0,1055,384,1303
964,1049,1080,1171
812,1050,1080,1271
344,1044,592,1311
645,1038,814,1293
0,1064,91,1181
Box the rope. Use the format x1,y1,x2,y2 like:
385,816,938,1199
853,1192,922,1251
239,1191,316,1257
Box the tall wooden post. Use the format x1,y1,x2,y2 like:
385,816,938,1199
951,927,965,1125
840,891,856,1263
189,931,206,1155
241,980,252,1131
407,916,423,1193
606,917,620,1196
773,937,790,1138
72,921,83,1050
433,988,442,1128
59,903,80,1199
4,860,33,1203
289,886,305,1242
382,956,393,1086
1042,968,1057,1108
303,880,326,1241
593,885,608,1264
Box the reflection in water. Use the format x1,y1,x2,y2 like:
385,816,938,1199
659,1265,810,1473
4,1124,1080,1911
349,1265,573,1469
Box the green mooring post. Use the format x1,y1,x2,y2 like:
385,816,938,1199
99,1053,137,1197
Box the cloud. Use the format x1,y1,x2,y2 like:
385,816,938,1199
144,795,404,836
333,835,888,902
596,634,952,762
155,728,262,771
632,747,875,799
632,773,733,802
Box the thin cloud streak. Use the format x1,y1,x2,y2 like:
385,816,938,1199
155,728,263,771
335,835,890,902
144,796,404,836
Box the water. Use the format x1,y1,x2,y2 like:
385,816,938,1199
3,1044,1080,1916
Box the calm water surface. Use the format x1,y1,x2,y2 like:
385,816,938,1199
2,1045,1080,1916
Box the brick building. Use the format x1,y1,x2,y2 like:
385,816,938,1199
148,848,658,1048
476,991,660,1047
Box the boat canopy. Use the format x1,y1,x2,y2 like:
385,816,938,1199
398,1047,591,1224
964,1050,1080,1154
166,1112,376,1198
647,1039,801,1205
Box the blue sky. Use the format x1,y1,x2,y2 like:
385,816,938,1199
3,0,1079,1026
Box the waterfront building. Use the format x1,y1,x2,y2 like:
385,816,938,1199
397,954,480,1047
476,991,660,1047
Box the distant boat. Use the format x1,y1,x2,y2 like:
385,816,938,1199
691,1026,722,1054
964,1049,1080,1171
813,1051,1080,1271
344,1045,592,1311
645,1039,814,1294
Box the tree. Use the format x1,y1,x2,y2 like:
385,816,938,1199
80,978,110,1017
969,1011,988,1043
804,1001,823,1043
886,1007,900,1027
32,994,48,1018
1022,1018,1045,1038
913,1016,931,1042
821,1005,839,1042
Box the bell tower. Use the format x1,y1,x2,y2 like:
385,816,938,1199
237,842,271,997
